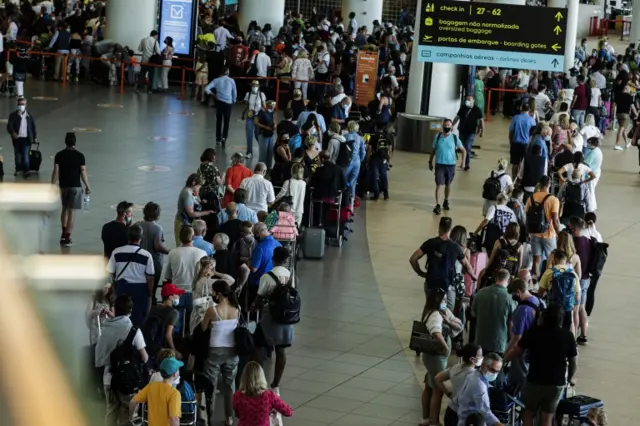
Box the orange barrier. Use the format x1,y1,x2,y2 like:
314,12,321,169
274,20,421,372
485,88,527,122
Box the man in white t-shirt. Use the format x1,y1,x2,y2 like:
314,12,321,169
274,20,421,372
475,193,517,237
95,295,148,426
251,45,271,78
240,162,275,212
534,86,552,114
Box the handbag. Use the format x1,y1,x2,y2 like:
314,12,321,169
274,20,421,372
272,181,294,211
234,311,255,356
409,312,443,355
150,40,163,65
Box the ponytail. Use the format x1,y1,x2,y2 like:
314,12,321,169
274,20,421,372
212,280,240,309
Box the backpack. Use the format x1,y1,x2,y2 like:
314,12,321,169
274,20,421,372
526,194,552,234
425,240,454,291
289,133,302,152
482,172,505,201
267,272,301,324
500,238,521,276
177,379,196,414
562,182,586,218
519,299,543,324
141,314,165,361
110,327,146,395
336,139,354,167
549,267,577,312
588,238,609,277
375,132,390,160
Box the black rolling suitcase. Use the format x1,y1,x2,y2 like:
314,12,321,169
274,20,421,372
29,142,42,172
556,395,603,424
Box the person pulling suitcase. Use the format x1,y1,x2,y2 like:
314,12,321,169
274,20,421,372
6,96,38,178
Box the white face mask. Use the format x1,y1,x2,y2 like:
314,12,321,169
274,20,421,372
251,87,258,93
172,373,180,387
544,135,551,141
474,356,484,367
172,297,180,306
464,100,472,107
17,105,25,112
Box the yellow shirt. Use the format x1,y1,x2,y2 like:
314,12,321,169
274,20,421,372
539,265,581,302
134,382,181,426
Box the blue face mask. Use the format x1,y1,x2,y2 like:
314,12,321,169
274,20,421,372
483,371,498,382
439,302,447,311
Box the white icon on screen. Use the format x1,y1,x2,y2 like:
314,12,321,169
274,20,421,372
170,5,184,18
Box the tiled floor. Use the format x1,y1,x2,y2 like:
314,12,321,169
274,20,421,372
13,70,635,424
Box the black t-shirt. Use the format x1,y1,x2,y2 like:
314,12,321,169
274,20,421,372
518,325,577,386
456,105,483,135
214,249,233,275
54,148,86,188
102,221,129,259
277,119,298,139
257,110,275,137
616,92,633,114
419,237,465,290
219,219,243,249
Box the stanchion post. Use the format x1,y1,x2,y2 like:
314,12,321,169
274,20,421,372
120,62,125,94
486,90,492,122
275,78,280,110
61,55,68,88
180,67,186,100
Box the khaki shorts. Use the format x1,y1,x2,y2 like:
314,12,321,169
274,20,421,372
617,113,630,128
522,381,565,413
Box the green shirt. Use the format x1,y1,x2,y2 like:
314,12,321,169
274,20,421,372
471,284,516,353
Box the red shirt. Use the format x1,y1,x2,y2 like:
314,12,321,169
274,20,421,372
232,390,292,426
573,83,588,110
229,44,249,68
223,163,253,206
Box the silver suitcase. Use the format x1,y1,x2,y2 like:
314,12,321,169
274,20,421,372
303,227,325,259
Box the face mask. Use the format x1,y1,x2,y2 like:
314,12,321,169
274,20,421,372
474,356,484,367
251,87,258,93
464,100,472,107
244,234,254,243
442,126,451,133
172,297,180,306
511,295,520,303
544,135,551,141
125,215,133,225
17,105,25,112
439,302,447,311
172,373,180,387
483,371,498,382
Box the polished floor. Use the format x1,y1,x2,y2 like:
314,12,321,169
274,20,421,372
9,76,635,424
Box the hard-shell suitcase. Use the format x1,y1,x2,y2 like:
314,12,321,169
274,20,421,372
556,395,603,421
29,142,42,172
303,227,325,259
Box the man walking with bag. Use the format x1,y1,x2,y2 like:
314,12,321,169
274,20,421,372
7,96,37,178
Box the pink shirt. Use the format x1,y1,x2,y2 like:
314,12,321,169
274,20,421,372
232,390,292,426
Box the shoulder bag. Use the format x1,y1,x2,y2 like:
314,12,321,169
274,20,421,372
409,311,443,355
150,40,163,65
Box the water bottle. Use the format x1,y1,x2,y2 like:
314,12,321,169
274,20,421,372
83,195,90,212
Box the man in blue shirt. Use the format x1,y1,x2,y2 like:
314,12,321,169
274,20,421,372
205,67,237,146
192,219,215,256
217,189,258,224
296,100,327,134
428,118,466,215
453,353,504,426
248,223,281,303
331,97,350,126
509,104,536,177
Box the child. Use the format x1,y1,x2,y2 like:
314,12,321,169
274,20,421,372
233,361,292,426
86,282,115,346
149,349,178,384
582,407,607,425
194,52,209,102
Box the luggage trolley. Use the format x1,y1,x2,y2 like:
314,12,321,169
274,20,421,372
309,189,344,247
140,399,198,426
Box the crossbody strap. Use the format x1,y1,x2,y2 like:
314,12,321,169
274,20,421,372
115,247,142,281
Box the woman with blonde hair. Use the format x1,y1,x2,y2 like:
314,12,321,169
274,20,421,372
482,157,514,215
552,89,569,113
581,113,602,142
528,97,539,123
302,135,321,178
291,50,314,100
274,162,306,225
583,407,608,426
547,231,581,278
233,361,293,425
552,114,572,153
344,120,367,208
286,88,306,121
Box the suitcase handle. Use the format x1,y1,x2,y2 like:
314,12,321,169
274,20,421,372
31,142,40,150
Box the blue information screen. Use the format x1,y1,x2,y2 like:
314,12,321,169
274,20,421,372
160,0,195,55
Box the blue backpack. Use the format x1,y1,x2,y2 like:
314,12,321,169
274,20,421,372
549,267,577,312
177,379,196,414
289,134,302,152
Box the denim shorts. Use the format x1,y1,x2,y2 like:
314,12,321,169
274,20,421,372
530,235,557,257
435,164,456,186
579,278,590,305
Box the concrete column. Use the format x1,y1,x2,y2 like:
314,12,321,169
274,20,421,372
342,0,384,33
631,0,640,46
565,0,579,72
239,0,285,35
106,0,157,52
406,0,468,119
548,0,567,7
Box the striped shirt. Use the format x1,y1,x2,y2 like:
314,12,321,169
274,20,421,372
107,244,155,283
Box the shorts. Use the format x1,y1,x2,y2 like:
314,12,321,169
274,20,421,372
435,164,455,186
60,187,83,210
617,113,630,128
522,382,565,413
579,278,590,305
422,351,449,389
530,235,556,257
510,142,527,165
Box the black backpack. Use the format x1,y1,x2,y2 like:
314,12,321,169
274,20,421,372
482,172,505,201
375,132,390,160
336,140,354,167
526,194,552,234
562,182,586,218
142,313,165,361
268,272,301,324
519,299,543,324
500,237,521,276
110,327,146,395
588,238,609,277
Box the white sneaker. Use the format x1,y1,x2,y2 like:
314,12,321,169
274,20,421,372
271,386,280,396
614,145,624,151
245,152,253,159
626,141,632,148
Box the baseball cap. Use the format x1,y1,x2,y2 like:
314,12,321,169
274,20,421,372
116,201,134,214
161,283,186,299
159,357,184,376
251,80,259,86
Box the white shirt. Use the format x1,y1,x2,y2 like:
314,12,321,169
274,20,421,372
138,35,160,63
589,87,601,107
107,244,155,283
485,204,517,230
581,226,603,242
331,93,347,106
534,92,551,113
425,308,456,334
315,51,330,74
562,163,592,183
18,111,28,138
162,246,208,291
581,125,602,141
274,179,306,224
257,265,293,297
244,90,266,113
240,174,275,212
251,52,271,77
214,26,232,48
348,18,358,36
591,72,606,89
7,22,17,42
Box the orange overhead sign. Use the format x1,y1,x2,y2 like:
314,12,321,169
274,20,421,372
354,50,379,106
